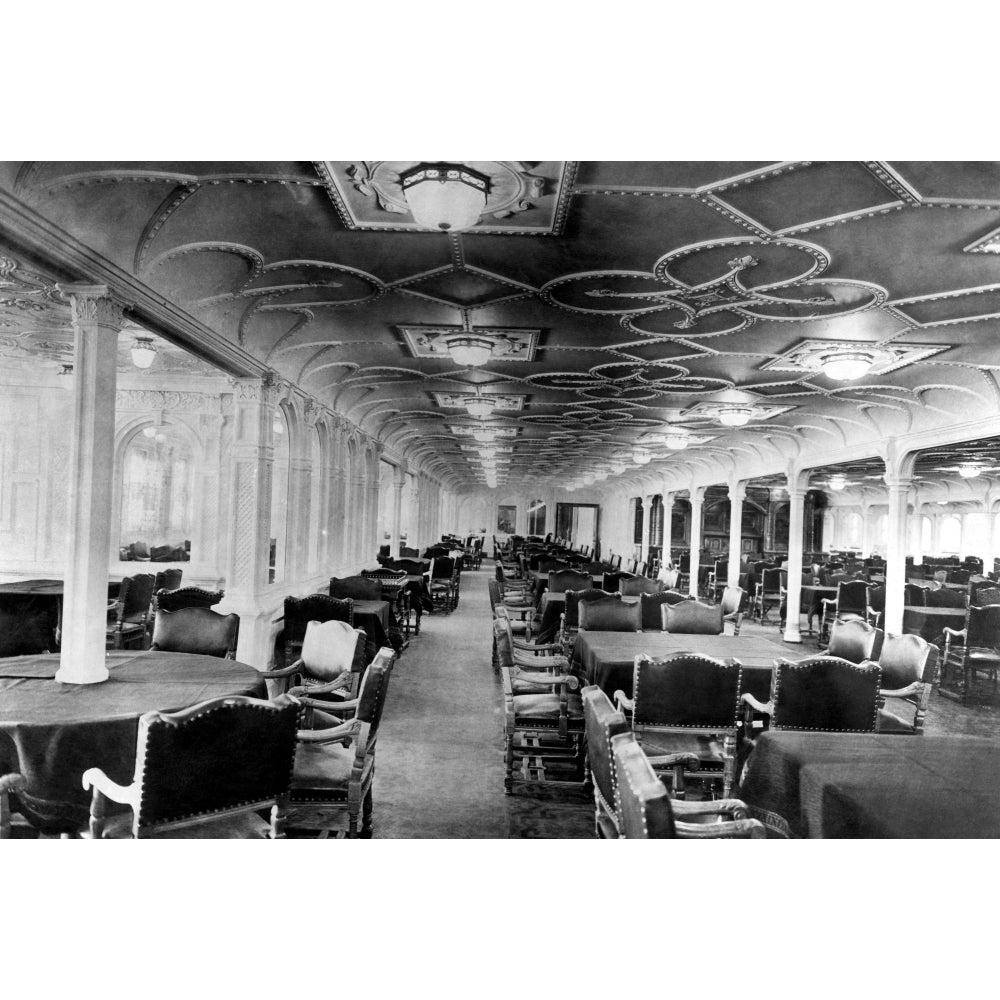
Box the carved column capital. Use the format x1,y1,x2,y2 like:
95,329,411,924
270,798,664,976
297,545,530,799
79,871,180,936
59,284,132,330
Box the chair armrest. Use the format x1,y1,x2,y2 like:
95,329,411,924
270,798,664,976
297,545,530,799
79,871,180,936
295,695,359,712
614,690,634,712
295,718,362,745
740,692,773,715
81,767,139,807
512,650,568,668
513,637,562,653
0,773,26,795
942,627,967,640
259,659,304,679
879,682,925,699
645,752,700,771
674,817,766,838
673,798,751,820
286,680,351,698
513,671,580,690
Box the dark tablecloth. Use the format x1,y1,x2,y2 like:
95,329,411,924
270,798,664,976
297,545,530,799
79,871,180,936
0,651,263,833
350,599,393,659
570,631,789,702
739,731,1000,838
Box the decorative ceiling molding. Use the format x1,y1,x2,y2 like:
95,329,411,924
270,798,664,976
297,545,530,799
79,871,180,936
432,392,525,412
963,224,1000,255
447,423,519,438
315,161,577,235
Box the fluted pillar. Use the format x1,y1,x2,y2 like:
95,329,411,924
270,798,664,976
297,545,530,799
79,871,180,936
883,475,912,636
56,286,129,684
661,491,674,567
727,481,746,588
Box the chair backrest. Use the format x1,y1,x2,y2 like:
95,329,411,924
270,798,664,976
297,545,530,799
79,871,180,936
431,556,455,579
119,573,156,621
611,731,677,839
836,579,870,615
971,584,1000,607
354,648,396,749
300,619,366,681
965,603,1000,649
564,589,614,628
284,595,353,646
946,568,970,584
867,585,886,615
760,567,782,593
904,583,927,606
537,558,568,575
549,569,592,594
771,657,881,732
827,617,884,664
399,545,420,558
329,575,383,601
150,607,240,657
662,600,724,635
128,693,299,836
152,568,183,593
633,653,742,729
582,685,629,834
0,603,56,657
619,576,662,597
639,590,690,630
392,559,427,575
720,585,745,617
876,632,938,690
579,597,641,632
155,587,224,613
925,587,967,609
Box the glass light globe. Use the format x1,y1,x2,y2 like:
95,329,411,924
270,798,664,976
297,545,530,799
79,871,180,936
472,427,497,443
465,397,496,419
632,447,652,465
958,464,980,479
400,164,488,231
829,475,846,491
609,461,627,475
130,337,157,369
447,336,494,367
717,407,753,427
820,352,875,381
665,429,689,450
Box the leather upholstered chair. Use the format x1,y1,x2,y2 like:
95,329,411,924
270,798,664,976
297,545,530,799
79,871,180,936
106,573,156,650
429,556,458,613
825,617,884,664
611,731,764,839
399,545,420,558
970,582,1000,607
150,607,240,658
489,580,534,648
81,694,299,838
742,656,881,734
662,599,724,635
639,589,690,631
278,647,396,838
329,576,383,601
155,587,224,613
581,686,630,838
619,576,663,597
578,596,641,632
559,588,614,651
152,568,183,594
904,582,928,608
720,586,746,636
942,603,1000,694
819,579,872,644
263,619,367,703
867,632,938,734
753,567,784,625
615,652,743,799
282,594,354,665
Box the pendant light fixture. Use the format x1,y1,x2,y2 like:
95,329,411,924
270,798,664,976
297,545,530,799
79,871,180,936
464,390,497,419
632,446,652,465
130,336,158,369
819,349,876,381
664,428,690,450
958,463,981,479
399,163,489,232
717,406,754,427
445,335,495,367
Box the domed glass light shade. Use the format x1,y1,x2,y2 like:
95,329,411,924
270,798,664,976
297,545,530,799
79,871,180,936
399,163,489,232
717,406,754,427
829,474,847,491
446,336,494,367
664,428,689,450
958,464,981,479
632,447,652,465
130,337,157,369
472,427,497,443
820,351,875,381
465,396,496,419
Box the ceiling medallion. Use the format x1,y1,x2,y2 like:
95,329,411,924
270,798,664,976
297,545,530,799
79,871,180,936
316,162,576,235
446,423,518,439
682,390,793,427
760,339,948,379
432,392,524,413
400,325,540,365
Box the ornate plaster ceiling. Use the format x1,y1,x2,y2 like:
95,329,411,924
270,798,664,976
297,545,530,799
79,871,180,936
3,160,1000,491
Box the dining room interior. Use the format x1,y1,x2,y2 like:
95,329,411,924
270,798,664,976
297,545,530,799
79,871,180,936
1,157,999,844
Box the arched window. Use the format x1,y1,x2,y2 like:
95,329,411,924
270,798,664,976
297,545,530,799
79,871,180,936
964,512,987,560
269,407,290,584
921,515,932,553
527,499,546,535
844,512,863,549
308,426,324,574
939,515,961,554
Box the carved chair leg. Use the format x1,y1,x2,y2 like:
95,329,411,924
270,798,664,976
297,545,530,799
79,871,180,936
504,734,515,795
672,762,686,800
722,735,736,800
361,788,374,839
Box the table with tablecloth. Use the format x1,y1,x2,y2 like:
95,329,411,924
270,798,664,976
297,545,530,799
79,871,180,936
570,630,793,702
532,593,636,645
0,650,264,834
738,731,1000,838
350,599,394,658
0,578,122,650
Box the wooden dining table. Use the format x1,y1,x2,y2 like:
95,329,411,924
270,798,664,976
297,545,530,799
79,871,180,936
0,650,264,834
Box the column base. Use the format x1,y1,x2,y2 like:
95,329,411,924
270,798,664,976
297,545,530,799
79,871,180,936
55,663,110,685
782,625,803,644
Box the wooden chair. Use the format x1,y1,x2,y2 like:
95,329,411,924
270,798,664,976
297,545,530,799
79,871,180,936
662,599,724,635
150,607,240,658
155,587,224,613
278,647,396,837
557,589,616,653
826,617,884,664
753,566,784,625
638,589,690,631
866,632,938,734
263,618,367,704
329,575,382,601
819,579,871,644
282,594,353,665
488,579,534,640
429,556,458,613
615,652,743,799
81,694,299,838
581,686,630,838
152,568,183,593
942,603,1000,694
578,596,641,632
611,731,764,838
619,576,663,597
720,585,746,636
106,573,156,650
0,772,27,839
742,656,882,735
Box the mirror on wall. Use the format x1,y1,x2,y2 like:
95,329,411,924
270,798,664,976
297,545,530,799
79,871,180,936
119,424,194,562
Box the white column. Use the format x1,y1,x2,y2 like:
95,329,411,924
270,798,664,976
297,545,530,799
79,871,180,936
661,491,674,567
391,466,405,556
644,492,656,563
727,481,745,588
56,287,128,684
884,476,912,636
782,486,807,644
688,487,704,598
860,501,873,557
